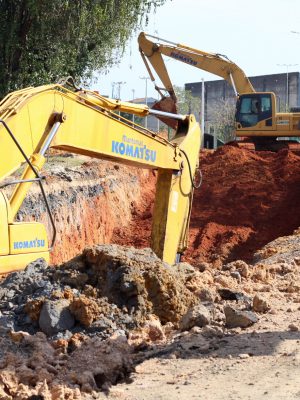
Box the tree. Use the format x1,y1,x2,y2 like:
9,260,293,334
0,0,166,97
210,98,235,143
174,85,201,117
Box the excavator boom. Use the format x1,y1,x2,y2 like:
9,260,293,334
138,32,255,98
0,82,201,272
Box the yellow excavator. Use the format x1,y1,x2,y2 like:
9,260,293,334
138,32,300,149
0,78,201,273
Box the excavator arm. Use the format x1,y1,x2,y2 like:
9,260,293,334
0,82,201,272
138,32,255,99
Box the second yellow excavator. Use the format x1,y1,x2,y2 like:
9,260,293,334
138,32,300,149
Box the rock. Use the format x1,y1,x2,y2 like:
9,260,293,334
238,353,250,359
230,271,242,283
239,263,250,278
199,288,215,302
294,257,300,266
251,264,270,282
80,245,199,326
198,262,210,272
224,305,258,328
214,275,235,287
288,323,299,332
201,325,224,338
0,315,15,334
128,316,165,345
39,299,75,336
253,294,270,313
223,260,249,274
179,304,211,331
163,322,174,335
218,289,248,302
174,262,196,275
24,258,48,275
190,326,202,334
24,298,44,321
146,317,165,342
69,295,102,327
9,330,30,343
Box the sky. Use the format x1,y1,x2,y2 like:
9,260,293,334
95,0,300,101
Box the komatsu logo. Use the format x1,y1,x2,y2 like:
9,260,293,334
112,135,157,162
170,51,197,66
13,238,46,250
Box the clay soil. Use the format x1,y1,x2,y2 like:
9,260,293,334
113,145,300,267
1,145,300,399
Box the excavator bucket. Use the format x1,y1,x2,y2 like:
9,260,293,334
152,96,178,130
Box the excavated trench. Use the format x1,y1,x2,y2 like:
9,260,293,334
9,145,300,268
9,154,156,265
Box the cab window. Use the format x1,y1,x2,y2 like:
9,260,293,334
236,94,272,127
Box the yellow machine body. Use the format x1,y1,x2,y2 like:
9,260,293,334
138,32,300,139
0,83,201,272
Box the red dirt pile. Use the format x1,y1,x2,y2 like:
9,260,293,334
113,145,300,267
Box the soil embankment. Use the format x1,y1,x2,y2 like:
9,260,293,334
10,155,156,264
113,145,300,267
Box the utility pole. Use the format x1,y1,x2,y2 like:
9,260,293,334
113,81,126,100
111,82,115,99
140,76,150,129
201,78,206,148
132,89,135,125
112,81,126,119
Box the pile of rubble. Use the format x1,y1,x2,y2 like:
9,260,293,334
0,245,200,340
1,233,299,398
0,245,201,397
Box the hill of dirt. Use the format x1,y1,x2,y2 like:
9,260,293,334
113,145,300,267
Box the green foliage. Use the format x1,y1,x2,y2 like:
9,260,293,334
120,111,144,126
210,99,235,143
0,0,166,97
174,85,201,117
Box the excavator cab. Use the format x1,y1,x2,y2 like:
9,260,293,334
235,92,275,132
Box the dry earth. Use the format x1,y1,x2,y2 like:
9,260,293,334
1,146,300,399
108,232,300,400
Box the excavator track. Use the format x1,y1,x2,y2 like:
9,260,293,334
228,138,300,154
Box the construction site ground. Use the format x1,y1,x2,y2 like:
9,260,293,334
1,145,300,399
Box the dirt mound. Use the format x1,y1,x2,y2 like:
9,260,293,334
0,245,199,338
1,238,300,398
185,146,300,266
0,332,133,398
0,245,205,397
78,245,198,325
114,146,300,267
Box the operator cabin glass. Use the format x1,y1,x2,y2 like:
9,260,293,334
236,94,272,127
